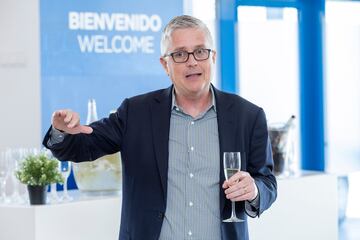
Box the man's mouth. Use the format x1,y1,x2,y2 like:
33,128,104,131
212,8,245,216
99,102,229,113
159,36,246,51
185,73,202,78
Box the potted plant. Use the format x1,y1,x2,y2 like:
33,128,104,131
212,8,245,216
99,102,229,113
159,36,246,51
16,153,64,205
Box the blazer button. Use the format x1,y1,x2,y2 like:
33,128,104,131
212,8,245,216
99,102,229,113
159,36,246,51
158,212,164,220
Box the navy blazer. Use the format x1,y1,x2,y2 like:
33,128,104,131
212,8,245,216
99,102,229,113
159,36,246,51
43,85,277,240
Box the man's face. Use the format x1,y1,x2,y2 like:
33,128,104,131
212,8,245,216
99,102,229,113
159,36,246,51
160,28,216,99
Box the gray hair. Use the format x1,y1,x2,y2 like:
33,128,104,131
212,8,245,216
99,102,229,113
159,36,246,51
160,15,214,56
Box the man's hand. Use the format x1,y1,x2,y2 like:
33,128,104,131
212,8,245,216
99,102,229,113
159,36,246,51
222,171,258,202
52,109,93,135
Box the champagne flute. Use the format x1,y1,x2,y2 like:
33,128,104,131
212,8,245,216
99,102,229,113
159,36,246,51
59,161,73,202
223,152,244,222
9,148,24,204
42,149,60,203
0,150,8,203
49,183,60,203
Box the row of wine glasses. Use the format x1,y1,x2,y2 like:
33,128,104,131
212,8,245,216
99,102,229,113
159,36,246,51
0,148,72,204
0,148,38,204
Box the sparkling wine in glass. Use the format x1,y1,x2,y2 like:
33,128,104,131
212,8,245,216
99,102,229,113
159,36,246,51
59,161,73,202
223,152,244,222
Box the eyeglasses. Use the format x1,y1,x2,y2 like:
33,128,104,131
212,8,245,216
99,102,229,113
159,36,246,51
163,48,213,63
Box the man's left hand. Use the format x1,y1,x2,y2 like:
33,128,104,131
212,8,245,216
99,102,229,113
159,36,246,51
222,171,258,202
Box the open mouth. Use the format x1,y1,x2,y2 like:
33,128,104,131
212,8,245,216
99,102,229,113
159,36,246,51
185,73,202,78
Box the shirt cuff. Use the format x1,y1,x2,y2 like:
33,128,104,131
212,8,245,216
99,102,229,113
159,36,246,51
47,126,67,147
245,184,260,218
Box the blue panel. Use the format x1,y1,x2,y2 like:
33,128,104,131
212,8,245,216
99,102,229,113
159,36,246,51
40,0,183,189
218,0,326,171
237,0,299,8
217,0,238,93
298,0,325,171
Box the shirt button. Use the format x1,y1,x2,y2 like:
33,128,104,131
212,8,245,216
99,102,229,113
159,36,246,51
188,231,192,236
176,107,180,111
189,201,193,207
191,121,194,125
190,146,194,151
189,173,194,178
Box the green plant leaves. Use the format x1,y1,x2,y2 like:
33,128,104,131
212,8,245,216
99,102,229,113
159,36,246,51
15,154,64,186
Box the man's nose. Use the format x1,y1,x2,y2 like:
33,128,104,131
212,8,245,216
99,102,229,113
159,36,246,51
186,53,198,66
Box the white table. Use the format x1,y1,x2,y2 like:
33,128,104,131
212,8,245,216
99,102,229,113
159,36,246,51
0,192,122,240
0,172,338,240
248,171,339,240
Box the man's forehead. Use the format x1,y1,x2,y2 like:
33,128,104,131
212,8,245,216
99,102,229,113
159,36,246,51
171,44,207,52
170,27,206,39
168,29,210,50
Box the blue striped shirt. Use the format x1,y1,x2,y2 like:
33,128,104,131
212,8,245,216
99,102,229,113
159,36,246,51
159,88,221,240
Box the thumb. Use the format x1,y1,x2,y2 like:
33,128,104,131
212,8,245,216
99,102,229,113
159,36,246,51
79,125,93,134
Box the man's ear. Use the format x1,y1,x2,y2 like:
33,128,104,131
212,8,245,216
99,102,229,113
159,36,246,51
160,57,169,75
211,50,216,64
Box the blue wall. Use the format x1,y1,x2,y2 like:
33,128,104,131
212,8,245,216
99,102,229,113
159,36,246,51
40,0,183,188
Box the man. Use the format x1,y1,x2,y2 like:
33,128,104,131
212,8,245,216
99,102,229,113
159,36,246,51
44,15,277,240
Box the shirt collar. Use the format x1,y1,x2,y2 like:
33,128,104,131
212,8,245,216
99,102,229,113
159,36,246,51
171,85,217,112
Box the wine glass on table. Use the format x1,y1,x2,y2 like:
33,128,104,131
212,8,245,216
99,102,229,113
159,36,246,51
59,161,73,202
0,150,9,203
42,149,60,203
223,152,244,222
9,148,26,204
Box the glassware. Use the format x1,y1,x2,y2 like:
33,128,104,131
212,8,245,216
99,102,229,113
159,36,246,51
86,98,98,123
0,150,8,203
49,183,60,203
7,148,40,204
8,148,24,204
223,152,244,222
19,148,38,203
42,148,60,203
268,115,296,178
59,161,73,202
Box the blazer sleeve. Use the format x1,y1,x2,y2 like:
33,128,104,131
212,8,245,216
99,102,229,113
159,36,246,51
247,108,277,217
42,98,129,162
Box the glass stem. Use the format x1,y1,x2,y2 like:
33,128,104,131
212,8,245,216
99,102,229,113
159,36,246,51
0,181,5,199
12,176,20,202
231,201,237,219
51,183,56,195
64,179,68,197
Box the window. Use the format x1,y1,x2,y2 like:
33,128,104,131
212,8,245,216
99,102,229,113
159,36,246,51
325,0,360,218
237,6,300,171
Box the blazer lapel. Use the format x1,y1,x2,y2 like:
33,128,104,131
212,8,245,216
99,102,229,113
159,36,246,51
150,86,172,203
214,87,238,214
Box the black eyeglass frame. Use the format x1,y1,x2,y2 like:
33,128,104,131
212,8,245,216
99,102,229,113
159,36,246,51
163,48,214,63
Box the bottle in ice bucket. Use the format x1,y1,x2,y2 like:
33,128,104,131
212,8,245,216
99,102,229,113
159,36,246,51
72,99,122,195
268,115,295,177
